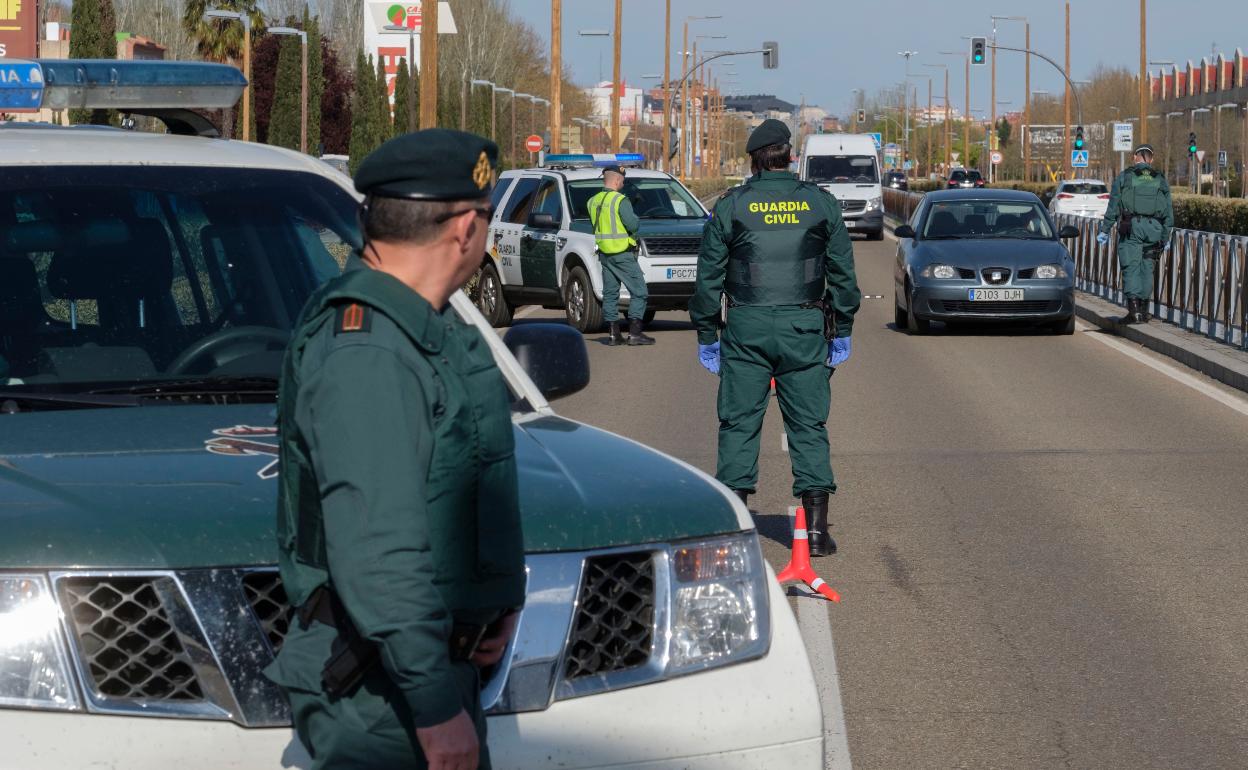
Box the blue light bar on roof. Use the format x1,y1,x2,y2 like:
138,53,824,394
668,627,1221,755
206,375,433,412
9,60,247,112
543,152,647,169
0,60,45,112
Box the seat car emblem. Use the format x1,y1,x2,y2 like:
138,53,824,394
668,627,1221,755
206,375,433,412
992,270,1003,282
205,425,279,479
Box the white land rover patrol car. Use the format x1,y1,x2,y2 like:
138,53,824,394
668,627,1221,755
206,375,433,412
477,154,710,332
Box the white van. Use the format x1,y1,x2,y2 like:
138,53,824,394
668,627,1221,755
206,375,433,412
799,133,884,240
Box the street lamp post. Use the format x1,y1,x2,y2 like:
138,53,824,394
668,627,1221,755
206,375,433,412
551,0,562,152
269,27,308,153
204,8,252,141
612,0,622,151
495,87,516,165
470,79,497,140
939,51,970,173
680,16,721,180
1163,110,1184,180
898,51,918,177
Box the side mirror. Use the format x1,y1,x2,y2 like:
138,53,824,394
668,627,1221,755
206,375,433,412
503,323,590,401
1058,224,1080,239
528,212,558,230
894,224,916,239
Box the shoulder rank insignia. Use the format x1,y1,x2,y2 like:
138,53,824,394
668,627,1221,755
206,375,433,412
334,303,373,335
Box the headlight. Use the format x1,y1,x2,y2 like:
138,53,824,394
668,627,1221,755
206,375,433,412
0,575,80,711
668,535,769,673
920,264,959,279
865,196,882,211
1033,264,1067,279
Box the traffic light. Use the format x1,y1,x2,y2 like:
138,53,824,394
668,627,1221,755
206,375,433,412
856,109,866,124
1188,132,1198,155
970,37,987,65
762,41,779,70
1073,126,1084,150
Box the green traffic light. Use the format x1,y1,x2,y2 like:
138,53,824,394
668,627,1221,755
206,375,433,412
1075,139,1084,149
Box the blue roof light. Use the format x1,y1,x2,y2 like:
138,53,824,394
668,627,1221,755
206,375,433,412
0,61,45,112
35,60,246,112
542,152,647,169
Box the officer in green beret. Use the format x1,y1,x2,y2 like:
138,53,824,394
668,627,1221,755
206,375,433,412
690,118,861,555
265,128,527,769
1097,142,1173,323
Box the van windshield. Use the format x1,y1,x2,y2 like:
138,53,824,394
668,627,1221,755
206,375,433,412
805,155,878,184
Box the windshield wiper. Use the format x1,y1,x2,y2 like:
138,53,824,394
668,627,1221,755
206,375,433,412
0,391,142,411
90,376,279,396
921,235,966,240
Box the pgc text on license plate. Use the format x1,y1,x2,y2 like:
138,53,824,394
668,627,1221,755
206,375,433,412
968,288,1024,301
666,267,697,280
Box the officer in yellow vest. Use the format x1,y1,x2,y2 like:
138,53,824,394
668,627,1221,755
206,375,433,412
587,165,655,345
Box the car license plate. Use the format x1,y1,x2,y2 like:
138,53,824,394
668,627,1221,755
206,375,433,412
968,288,1024,301
665,267,696,280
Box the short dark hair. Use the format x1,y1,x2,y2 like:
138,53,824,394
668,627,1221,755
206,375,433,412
363,196,460,245
1135,148,1154,161
750,142,791,173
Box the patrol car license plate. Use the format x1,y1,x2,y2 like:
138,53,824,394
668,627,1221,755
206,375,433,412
665,267,697,281
968,288,1024,301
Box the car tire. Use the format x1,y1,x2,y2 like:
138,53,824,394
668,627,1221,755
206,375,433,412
894,301,908,330
475,263,513,327
906,286,930,335
1051,315,1076,335
564,266,604,333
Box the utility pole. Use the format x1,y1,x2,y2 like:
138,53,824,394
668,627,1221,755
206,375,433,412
611,0,622,151
550,0,562,152
419,0,438,128
662,0,671,171
1063,1,1071,178
927,77,933,177
991,22,997,182
964,54,970,170
1025,22,1031,181
680,24,689,179
1139,0,1148,142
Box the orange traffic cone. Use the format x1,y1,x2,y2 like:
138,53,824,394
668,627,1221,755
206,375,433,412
776,507,841,602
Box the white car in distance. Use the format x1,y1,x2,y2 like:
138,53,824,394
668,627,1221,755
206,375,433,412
1049,179,1110,219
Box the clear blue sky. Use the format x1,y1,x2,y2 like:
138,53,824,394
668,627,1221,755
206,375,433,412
508,0,1248,115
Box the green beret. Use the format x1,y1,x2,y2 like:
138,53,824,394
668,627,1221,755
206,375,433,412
746,118,792,153
355,128,499,201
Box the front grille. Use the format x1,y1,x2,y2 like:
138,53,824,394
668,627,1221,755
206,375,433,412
939,300,1059,314
563,552,656,680
242,571,295,654
839,199,866,213
642,236,701,255
59,577,203,701
981,267,1012,284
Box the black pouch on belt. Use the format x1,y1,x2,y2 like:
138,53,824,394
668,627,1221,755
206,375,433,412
1118,214,1133,238
805,298,837,341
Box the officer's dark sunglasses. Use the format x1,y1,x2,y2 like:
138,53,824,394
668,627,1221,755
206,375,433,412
434,204,495,223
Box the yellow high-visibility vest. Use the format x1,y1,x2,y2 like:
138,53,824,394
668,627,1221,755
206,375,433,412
588,190,636,255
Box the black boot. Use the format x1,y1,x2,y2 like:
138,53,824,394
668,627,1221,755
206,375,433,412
627,318,656,346
1134,299,1149,324
607,321,626,346
733,489,749,507
1120,298,1139,325
801,490,835,556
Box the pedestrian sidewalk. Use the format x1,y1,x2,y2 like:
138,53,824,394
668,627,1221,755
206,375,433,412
1076,291,1248,394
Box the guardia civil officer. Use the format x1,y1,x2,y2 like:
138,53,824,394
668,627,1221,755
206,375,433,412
690,119,861,556
588,164,655,345
265,129,526,770
1097,143,1174,324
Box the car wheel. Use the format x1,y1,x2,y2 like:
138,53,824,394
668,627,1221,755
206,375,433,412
564,266,604,333
905,285,929,335
894,301,908,330
1051,315,1076,335
475,263,513,327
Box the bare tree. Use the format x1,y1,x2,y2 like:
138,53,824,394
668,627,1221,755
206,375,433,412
114,0,195,60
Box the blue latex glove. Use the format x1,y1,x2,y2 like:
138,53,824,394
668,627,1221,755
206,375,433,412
1097,232,1110,246
826,337,852,368
698,342,721,375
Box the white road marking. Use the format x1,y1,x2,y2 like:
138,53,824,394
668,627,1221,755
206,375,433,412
1076,321,1248,419
782,432,789,453
514,306,540,319
790,506,853,770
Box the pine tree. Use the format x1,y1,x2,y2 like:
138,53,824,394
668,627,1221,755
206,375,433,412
68,0,117,125
306,11,324,155
268,33,302,150
392,58,412,137
374,54,392,143
349,53,377,176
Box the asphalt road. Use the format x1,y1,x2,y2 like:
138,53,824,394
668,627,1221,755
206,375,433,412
510,232,1248,769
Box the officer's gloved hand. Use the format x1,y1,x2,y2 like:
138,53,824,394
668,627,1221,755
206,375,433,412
826,337,852,368
1096,232,1110,246
697,342,721,375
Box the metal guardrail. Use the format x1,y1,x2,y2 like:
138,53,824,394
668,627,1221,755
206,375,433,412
883,188,1248,350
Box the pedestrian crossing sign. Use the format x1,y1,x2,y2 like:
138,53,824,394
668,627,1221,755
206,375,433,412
869,132,882,151
1071,150,1089,168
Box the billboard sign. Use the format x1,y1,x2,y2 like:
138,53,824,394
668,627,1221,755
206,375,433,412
363,1,457,104
0,0,38,59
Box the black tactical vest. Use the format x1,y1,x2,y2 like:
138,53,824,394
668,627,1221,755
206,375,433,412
723,176,830,306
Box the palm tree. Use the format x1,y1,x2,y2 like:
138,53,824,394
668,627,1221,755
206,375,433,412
182,0,265,64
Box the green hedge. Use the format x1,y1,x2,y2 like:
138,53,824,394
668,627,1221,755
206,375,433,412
1170,193,1248,236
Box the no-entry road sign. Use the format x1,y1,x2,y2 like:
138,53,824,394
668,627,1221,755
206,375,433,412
525,134,543,153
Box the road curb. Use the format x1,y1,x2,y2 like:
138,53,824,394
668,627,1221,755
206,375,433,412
1074,291,1248,394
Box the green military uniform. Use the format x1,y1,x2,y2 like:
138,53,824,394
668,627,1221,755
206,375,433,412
264,130,526,769
690,121,860,504
1100,148,1173,310
588,183,647,322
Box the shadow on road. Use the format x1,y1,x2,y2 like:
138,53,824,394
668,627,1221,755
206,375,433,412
887,321,1066,337
750,510,796,549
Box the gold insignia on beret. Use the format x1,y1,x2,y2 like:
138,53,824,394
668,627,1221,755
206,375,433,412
473,151,493,190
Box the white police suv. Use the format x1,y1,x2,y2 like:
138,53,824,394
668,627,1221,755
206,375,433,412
0,60,824,769
477,154,710,332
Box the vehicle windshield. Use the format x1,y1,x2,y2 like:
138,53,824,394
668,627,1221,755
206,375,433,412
805,155,878,184
0,166,360,401
567,177,705,219
921,200,1054,240
1059,182,1108,195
